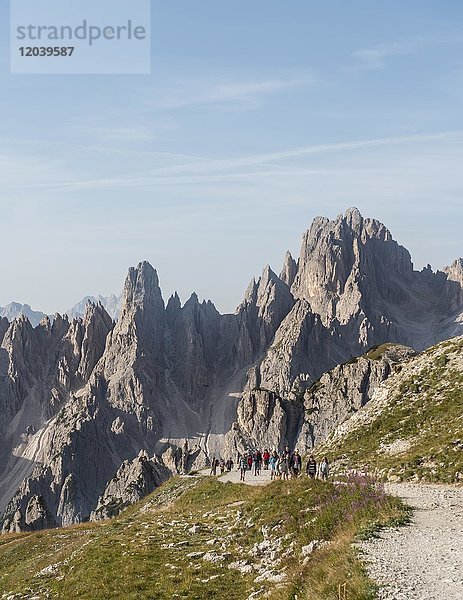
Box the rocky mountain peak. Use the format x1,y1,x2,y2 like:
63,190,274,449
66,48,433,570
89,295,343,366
122,261,164,315
82,301,112,327
100,262,166,379
0,317,8,343
291,208,414,326
444,258,463,286
343,206,364,232
3,313,34,346
51,313,70,338
166,292,181,320
259,265,280,288
280,251,298,288
441,258,463,313
184,292,200,308
235,265,295,360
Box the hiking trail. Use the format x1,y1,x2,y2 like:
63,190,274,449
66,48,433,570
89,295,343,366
358,483,463,600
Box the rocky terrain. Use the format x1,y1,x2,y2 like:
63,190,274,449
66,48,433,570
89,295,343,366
1,208,462,531
358,483,463,600
318,335,463,483
0,473,406,599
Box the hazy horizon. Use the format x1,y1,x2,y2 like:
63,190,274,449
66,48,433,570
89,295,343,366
1,204,461,316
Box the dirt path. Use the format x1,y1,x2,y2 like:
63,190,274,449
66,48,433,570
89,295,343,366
358,483,463,600
200,467,273,486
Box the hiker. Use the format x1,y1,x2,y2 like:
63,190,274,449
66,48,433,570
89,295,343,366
263,449,270,469
226,458,233,472
269,450,278,480
219,458,225,474
253,450,262,476
210,457,218,476
247,452,253,471
290,450,302,478
319,456,329,481
306,454,317,479
278,452,289,480
239,454,248,481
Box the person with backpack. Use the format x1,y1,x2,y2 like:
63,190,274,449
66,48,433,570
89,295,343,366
219,458,225,474
306,454,317,479
239,455,248,481
210,457,218,476
253,450,262,476
247,452,253,471
279,452,289,480
319,456,329,481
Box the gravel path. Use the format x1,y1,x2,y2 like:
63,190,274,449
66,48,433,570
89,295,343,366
201,467,273,486
358,483,463,600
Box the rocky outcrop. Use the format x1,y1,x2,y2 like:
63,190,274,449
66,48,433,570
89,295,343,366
0,303,114,524
2,493,56,533
235,265,295,361
224,344,416,457
280,251,298,287
296,343,416,450
90,451,171,521
0,316,10,342
224,388,302,456
442,258,463,313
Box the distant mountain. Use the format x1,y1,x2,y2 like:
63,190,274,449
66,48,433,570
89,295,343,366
0,294,121,328
1,207,462,532
65,294,121,320
0,303,47,328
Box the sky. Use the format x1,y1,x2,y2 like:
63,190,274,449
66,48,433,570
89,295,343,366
1,1,463,315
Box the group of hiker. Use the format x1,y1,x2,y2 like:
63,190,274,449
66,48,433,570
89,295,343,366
210,448,329,482
209,457,234,475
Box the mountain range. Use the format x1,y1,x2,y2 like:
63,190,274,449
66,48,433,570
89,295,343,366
0,295,121,328
1,207,462,532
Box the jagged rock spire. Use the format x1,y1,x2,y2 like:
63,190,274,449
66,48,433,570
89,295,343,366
280,251,298,287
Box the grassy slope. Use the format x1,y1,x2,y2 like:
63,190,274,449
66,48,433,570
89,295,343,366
8,339,461,598
322,337,463,483
0,475,406,600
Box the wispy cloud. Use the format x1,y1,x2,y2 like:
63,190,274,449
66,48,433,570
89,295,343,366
151,74,316,111
6,129,462,192
348,38,424,72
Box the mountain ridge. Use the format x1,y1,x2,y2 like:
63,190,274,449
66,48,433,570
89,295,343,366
1,208,462,531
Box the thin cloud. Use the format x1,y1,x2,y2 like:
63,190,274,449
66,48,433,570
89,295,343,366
348,38,424,72
6,129,463,192
152,74,316,111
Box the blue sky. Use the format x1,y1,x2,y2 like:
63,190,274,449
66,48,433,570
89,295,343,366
1,1,463,314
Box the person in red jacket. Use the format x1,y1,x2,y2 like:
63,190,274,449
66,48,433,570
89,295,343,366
262,449,270,469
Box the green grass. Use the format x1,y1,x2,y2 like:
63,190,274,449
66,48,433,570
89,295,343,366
324,338,463,483
0,474,406,599
364,343,396,361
